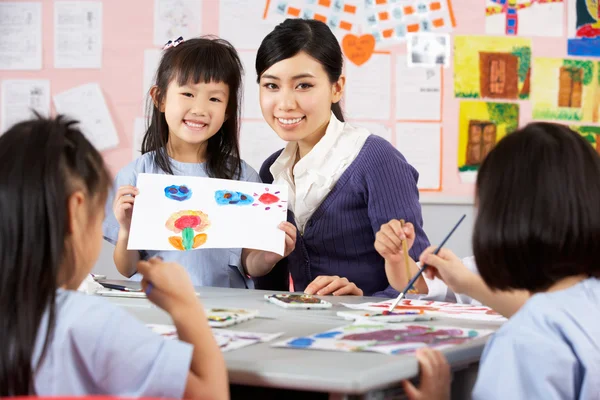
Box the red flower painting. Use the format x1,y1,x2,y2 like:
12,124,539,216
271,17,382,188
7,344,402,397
165,210,210,250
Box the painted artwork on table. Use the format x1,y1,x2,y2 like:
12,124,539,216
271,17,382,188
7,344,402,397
454,36,532,100
485,0,564,37
206,308,259,328
457,101,519,183
571,125,600,153
272,321,493,355
568,0,600,57
148,324,283,352
532,58,600,123
128,173,288,255
341,299,507,322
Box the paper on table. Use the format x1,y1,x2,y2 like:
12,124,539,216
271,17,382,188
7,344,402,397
344,54,391,120
396,55,442,121
395,123,441,190
1,79,50,134
0,2,42,70
53,83,120,151
128,173,289,255
142,49,162,114
219,0,275,49
54,1,103,68
154,0,202,47
239,121,286,173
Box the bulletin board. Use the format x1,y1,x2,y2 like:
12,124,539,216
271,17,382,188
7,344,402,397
1,0,599,205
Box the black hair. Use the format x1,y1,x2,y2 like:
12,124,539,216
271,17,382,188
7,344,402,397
0,115,111,395
473,122,600,292
255,18,344,122
143,36,243,179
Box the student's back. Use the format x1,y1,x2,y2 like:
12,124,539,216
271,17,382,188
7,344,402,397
474,278,600,399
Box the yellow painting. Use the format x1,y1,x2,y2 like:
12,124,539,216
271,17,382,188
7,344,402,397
454,36,532,100
570,125,600,153
532,58,600,123
457,101,519,183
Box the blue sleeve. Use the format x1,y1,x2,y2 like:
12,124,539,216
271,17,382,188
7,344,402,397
473,331,579,400
241,160,262,183
72,300,193,397
102,160,140,245
359,138,430,298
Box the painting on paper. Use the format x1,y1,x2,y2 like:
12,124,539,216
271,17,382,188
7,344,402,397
272,321,493,355
485,0,564,37
532,58,600,123
568,0,600,57
127,173,288,255
457,101,519,183
342,299,507,322
454,36,532,100
570,125,600,153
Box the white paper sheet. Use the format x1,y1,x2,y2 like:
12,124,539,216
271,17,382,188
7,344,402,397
407,33,450,68
142,49,162,114
0,2,42,70
154,0,202,47
54,1,103,68
219,0,275,49
344,54,391,120
395,123,441,190
239,121,286,173
128,173,289,255
396,55,441,121
1,79,50,134
132,117,148,159
352,121,392,143
485,0,563,37
239,50,263,119
53,83,120,151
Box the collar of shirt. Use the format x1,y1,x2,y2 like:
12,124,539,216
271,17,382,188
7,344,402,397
270,112,370,233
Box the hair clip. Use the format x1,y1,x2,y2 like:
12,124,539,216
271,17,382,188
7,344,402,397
163,36,184,50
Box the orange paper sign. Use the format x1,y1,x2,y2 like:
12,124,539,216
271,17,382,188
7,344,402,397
342,34,375,66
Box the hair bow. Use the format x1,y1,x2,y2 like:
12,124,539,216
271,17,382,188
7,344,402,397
163,36,184,50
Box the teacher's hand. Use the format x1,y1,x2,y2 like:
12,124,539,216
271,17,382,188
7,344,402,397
304,275,363,296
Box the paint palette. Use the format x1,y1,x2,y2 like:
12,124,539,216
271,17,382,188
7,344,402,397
265,293,332,309
336,310,435,323
206,308,259,327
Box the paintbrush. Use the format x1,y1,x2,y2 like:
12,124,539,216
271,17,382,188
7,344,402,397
387,214,466,312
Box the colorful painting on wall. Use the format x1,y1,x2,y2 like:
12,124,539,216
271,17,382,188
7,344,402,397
128,173,289,255
568,0,600,57
532,58,600,123
454,36,532,100
485,0,564,37
457,101,519,183
272,321,493,355
342,299,507,322
571,125,600,153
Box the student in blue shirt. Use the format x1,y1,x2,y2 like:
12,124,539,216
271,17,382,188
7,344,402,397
399,122,600,400
104,36,295,287
0,116,228,398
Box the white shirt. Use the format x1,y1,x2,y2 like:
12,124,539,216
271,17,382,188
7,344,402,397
270,113,370,233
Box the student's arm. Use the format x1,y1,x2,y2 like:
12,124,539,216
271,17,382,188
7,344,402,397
113,228,140,277
402,348,450,400
242,222,297,277
111,185,141,277
420,247,529,318
137,258,228,400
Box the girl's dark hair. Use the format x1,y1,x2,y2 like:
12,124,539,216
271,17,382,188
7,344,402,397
255,18,345,122
143,36,243,179
473,122,600,292
0,115,111,395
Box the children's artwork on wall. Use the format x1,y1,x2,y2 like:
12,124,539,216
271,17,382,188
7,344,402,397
485,0,564,37
457,101,519,183
532,58,600,123
571,125,600,153
164,184,192,201
454,36,532,100
147,324,283,352
128,173,289,255
342,299,507,322
272,321,493,355
567,0,600,56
